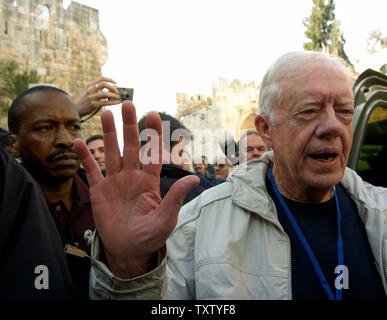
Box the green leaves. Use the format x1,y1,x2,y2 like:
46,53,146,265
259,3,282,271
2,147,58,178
0,60,40,100
0,60,40,116
303,0,352,66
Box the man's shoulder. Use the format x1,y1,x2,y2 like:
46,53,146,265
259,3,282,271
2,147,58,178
0,146,35,186
341,167,387,218
0,128,12,148
176,182,233,227
161,163,213,189
342,167,387,196
189,181,233,207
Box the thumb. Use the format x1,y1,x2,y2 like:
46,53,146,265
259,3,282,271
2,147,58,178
158,175,200,229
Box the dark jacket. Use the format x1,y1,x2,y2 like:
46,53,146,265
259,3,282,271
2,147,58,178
0,129,77,300
159,164,209,204
204,164,217,185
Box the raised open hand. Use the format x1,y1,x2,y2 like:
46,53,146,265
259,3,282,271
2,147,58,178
74,101,199,278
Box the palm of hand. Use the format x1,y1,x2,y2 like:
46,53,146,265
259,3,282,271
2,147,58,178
91,170,166,259
75,101,199,278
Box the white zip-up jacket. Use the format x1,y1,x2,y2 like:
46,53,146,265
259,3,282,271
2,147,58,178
90,152,387,299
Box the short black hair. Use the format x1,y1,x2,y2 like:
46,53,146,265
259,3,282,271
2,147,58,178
138,112,191,152
8,85,69,134
86,134,103,145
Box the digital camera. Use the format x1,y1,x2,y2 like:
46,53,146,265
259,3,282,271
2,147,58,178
117,87,134,102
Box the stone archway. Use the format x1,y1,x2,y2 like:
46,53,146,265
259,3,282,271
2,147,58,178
237,113,257,139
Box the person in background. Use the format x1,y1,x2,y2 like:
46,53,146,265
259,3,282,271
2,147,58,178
86,134,105,173
238,130,268,162
75,76,121,119
192,156,206,176
214,155,233,184
192,156,216,185
202,155,217,184
175,150,192,172
138,112,209,204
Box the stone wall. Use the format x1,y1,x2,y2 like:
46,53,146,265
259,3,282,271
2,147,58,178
176,78,260,162
0,0,107,138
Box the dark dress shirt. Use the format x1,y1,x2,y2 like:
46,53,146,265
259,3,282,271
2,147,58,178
48,173,95,300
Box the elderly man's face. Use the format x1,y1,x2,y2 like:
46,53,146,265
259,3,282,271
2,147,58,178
260,60,354,202
215,157,231,180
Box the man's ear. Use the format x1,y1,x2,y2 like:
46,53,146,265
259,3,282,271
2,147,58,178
255,115,273,148
6,134,21,158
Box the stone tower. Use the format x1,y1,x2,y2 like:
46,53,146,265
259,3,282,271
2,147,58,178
0,0,107,138
176,78,260,163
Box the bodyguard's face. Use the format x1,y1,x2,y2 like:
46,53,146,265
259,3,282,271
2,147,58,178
15,91,82,184
260,60,354,201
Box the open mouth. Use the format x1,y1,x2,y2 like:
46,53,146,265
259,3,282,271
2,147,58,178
309,152,338,162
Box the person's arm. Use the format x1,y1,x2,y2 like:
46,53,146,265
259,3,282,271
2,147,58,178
74,101,199,295
89,231,168,299
75,76,121,118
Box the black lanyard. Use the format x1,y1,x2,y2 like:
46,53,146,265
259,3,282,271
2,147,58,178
268,164,344,300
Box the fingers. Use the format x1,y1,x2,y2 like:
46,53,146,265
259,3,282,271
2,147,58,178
141,111,163,177
91,98,122,108
121,101,141,170
91,76,117,87
90,76,120,95
158,175,200,229
94,82,120,95
97,90,120,101
74,138,103,186
89,91,121,106
101,109,122,175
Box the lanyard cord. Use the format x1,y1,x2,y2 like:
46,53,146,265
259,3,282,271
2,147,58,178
268,165,344,300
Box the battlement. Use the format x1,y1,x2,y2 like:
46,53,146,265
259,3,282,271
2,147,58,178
0,0,107,137
175,77,260,119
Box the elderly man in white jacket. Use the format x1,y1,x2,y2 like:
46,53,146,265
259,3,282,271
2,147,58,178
75,51,387,300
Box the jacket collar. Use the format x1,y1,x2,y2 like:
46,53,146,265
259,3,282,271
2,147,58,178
227,151,281,226
229,152,387,254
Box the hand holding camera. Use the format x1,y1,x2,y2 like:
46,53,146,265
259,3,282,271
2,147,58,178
75,76,122,118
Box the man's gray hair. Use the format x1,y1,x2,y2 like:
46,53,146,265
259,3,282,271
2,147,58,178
238,130,261,147
258,51,355,125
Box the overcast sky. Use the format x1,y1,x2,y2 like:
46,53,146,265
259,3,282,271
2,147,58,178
72,0,386,148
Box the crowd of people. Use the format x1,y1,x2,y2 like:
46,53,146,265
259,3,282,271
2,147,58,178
0,51,386,300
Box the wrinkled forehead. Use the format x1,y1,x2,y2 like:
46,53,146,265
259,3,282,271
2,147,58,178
275,59,354,111
279,58,353,90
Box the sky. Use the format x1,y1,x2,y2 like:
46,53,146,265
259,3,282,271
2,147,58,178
72,0,386,143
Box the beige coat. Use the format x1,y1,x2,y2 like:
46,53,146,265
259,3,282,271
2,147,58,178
90,152,387,299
